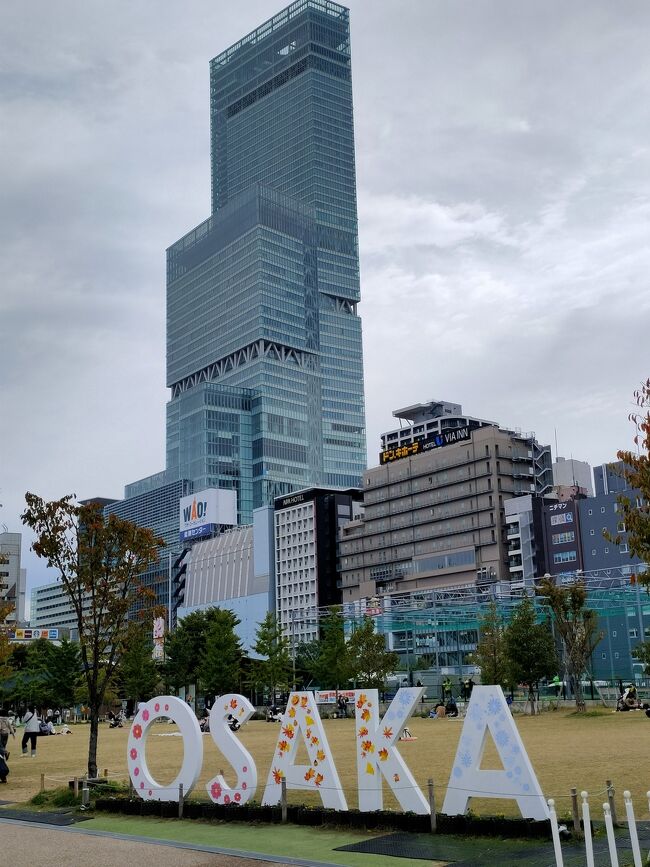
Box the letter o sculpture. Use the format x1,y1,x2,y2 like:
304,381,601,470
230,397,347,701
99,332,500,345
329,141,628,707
127,695,203,801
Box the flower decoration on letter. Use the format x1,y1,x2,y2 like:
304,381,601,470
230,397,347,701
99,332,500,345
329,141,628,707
206,693,257,806
441,685,549,821
354,688,429,815
262,691,347,810
127,695,203,802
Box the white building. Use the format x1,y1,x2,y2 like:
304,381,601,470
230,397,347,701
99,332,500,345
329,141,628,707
553,456,593,496
274,488,363,647
177,506,275,653
0,532,27,624
30,581,81,636
504,496,543,590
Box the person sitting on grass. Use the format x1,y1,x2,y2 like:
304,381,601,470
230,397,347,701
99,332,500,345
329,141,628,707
429,701,446,718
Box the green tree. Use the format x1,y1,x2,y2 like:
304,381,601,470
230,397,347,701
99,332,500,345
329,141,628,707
609,379,650,586
503,598,557,714
118,622,160,706
43,636,81,708
347,618,399,690
472,601,508,686
633,641,650,675
22,493,163,777
307,609,351,692
537,578,600,712
165,607,223,693
252,612,291,702
199,609,243,699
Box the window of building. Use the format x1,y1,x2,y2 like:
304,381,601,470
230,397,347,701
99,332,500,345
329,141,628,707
601,652,607,659
590,529,595,535
612,630,617,638
553,550,577,564
617,521,626,533
552,531,575,545
620,544,628,553
601,507,606,513
604,547,609,554
588,509,593,516
591,549,596,555
614,652,620,659
550,513,573,526
629,629,638,639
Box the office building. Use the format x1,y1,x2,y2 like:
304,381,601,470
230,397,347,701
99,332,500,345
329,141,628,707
579,461,644,576
177,506,275,652
594,460,630,496
339,402,552,603
0,532,26,624
552,456,593,496
541,499,584,577
103,479,192,614
274,487,362,645
30,581,83,637
504,495,549,590
166,0,366,524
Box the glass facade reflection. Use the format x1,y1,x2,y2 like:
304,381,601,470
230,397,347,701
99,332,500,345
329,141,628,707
166,0,365,523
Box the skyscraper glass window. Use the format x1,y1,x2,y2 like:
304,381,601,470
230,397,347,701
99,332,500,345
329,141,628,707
166,0,366,523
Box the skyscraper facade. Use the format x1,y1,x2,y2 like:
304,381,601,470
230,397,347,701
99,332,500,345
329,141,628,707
166,0,366,523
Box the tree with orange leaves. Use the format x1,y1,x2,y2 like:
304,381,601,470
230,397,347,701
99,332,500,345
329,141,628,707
22,493,163,778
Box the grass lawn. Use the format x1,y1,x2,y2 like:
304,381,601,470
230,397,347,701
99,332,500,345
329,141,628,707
80,815,446,867
2,709,648,819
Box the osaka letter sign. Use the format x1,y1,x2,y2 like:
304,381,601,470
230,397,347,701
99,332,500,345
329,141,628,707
127,686,548,821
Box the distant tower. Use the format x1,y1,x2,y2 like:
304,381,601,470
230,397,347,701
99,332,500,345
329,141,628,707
166,1,366,523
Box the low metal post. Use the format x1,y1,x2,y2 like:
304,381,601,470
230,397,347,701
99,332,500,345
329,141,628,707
428,778,436,833
178,782,184,819
281,777,287,824
603,802,619,867
81,783,90,808
570,787,580,835
581,792,595,867
623,791,642,867
547,799,564,867
606,779,618,826
73,777,79,798
40,773,45,793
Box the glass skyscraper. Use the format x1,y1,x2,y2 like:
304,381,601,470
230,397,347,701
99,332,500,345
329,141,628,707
166,0,366,523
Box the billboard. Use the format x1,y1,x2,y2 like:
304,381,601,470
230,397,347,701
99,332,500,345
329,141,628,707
379,426,471,465
10,628,59,641
152,617,165,660
179,488,237,542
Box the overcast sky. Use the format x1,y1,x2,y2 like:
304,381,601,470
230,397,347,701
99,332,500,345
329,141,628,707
2,1,649,594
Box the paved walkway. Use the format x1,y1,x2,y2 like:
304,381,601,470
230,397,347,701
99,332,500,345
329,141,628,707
0,821,295,867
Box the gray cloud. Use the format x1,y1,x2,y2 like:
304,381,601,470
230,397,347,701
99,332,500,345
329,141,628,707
1,0,648,592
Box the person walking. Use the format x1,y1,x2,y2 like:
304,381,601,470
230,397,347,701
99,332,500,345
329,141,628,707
0,708,16,758
21,706,40,757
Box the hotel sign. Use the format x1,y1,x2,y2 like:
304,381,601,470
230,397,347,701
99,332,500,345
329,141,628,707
380,426,471,464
